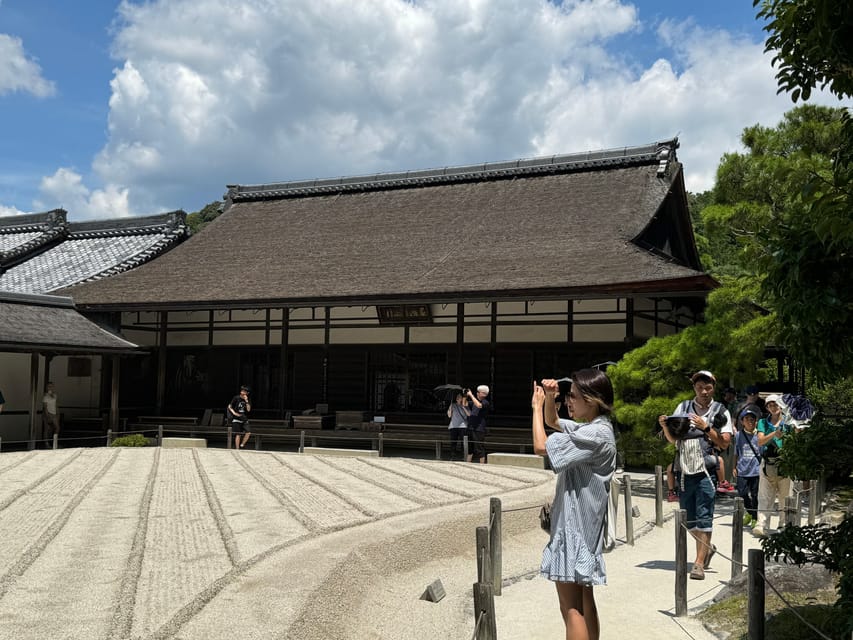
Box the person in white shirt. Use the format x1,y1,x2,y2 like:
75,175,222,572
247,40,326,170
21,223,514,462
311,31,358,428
42,382,60,443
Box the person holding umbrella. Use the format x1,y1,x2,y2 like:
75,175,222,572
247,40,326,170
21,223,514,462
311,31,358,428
447,390,470,461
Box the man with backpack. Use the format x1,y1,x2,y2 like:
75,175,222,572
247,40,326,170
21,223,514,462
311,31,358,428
658,370,734,580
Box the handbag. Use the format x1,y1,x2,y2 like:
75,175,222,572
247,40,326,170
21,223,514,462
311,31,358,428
539,503,551,531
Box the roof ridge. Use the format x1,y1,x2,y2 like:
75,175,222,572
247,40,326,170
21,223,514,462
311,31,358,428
227,139,679,201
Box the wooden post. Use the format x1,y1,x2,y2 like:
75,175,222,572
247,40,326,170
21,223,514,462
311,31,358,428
463,434,469,462
623,473,634,545
158,424,163,447
227,426,233,449
675,509,688,616
732,497,744,581
476,526,491,586
53,433,58,450
378,432,384,457
299,430,305,453
809,482,817,525
490,498,502,596
106,429,112,447
255,434,261,450
784,496,798,528
0,437,2,452
655,464,663,527
435,440,441,460
472,582,497,640
748,548,765,640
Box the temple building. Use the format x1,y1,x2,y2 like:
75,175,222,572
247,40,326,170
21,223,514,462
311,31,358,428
57,138,715,422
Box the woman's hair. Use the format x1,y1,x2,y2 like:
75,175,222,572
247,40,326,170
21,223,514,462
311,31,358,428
572,368,614,415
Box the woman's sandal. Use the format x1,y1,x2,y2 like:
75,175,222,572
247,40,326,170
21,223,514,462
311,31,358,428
690,563,705,580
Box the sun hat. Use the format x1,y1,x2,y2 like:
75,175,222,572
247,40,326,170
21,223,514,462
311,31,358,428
764,393,783,406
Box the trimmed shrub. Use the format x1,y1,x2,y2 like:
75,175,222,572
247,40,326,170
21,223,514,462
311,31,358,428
109,434,151,447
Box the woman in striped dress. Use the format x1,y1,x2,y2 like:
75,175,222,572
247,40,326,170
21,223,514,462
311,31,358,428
532,369,617,640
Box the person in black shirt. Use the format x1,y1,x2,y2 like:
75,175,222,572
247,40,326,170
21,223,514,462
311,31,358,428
227,385,252,448
466,385,491,463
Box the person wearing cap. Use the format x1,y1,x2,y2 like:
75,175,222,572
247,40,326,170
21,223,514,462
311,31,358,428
658,370,734,580
465,385,491,463
753,394,791,537
732,405,762,527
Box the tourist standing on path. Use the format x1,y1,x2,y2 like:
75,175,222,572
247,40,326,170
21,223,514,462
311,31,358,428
732,404,762,526
227,385,252,449
42,382,60,445
753,394,792,538
658,370,733,580
447,391,470,461
466,385,490,464
533,370,617,640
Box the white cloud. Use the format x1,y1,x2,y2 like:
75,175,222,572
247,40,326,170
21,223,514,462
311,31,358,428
36,168,131,219
0,34,55,97
0,204,29,216
20,0,853,217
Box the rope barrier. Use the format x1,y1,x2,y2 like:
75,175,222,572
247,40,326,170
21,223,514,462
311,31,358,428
756,569,834,640
678,519,834,637
470,610,484,640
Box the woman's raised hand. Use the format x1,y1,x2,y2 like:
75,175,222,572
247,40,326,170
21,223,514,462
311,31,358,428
531,381,545,409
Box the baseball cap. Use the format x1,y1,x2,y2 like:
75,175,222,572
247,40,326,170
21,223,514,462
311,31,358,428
739,404,761,418
690,370,717,384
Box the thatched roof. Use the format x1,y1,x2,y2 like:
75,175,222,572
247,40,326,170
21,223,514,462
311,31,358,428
65,139,714,311
0,210,187,294
0,291,138,354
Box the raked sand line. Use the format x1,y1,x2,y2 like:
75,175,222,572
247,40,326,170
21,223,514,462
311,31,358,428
0,448,555,640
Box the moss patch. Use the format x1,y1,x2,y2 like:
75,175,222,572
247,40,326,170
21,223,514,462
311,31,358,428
699,587,843,639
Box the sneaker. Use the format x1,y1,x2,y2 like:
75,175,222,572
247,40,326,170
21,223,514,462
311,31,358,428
752,526,766,538
716,480,737,494
704,545,717,569
667,490,679,503
689,564,705,580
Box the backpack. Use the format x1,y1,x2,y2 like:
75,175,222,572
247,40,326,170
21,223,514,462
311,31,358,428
674,400,725,476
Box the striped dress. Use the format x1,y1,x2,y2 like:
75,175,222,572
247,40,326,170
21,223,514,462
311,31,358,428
541,415,617,585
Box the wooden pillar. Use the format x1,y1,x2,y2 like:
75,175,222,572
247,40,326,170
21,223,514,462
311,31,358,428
280,308,290,418
489,303,496,393
29,352,40,448
322,308,330,404
109,355,120,431
456,303,464,382
156,310,167,414
625,298,634,341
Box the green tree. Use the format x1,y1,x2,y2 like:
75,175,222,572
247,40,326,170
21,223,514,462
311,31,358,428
186,201,223,235
754,0,853,381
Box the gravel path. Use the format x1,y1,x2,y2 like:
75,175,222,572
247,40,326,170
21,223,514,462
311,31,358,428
0,447,554,640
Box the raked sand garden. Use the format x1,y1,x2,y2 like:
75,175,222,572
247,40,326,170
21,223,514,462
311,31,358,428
0,447,555,640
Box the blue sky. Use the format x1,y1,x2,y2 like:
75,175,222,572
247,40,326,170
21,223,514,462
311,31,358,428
0,0,845,219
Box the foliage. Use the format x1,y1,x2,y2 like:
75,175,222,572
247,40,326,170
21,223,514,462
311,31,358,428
776,415,853,482
610,282,773,466
763,518,853,634
109,434,151,447
807,374,853,418
752,0,853,381
754,0,853,102
186,201,223,235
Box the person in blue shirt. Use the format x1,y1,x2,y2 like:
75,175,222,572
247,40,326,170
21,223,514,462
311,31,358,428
732,404,762,526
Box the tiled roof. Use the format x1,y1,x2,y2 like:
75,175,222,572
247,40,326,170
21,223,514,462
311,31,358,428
0,209,67,266
0,211,187,294
65,139,715,310
0,291,138,354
